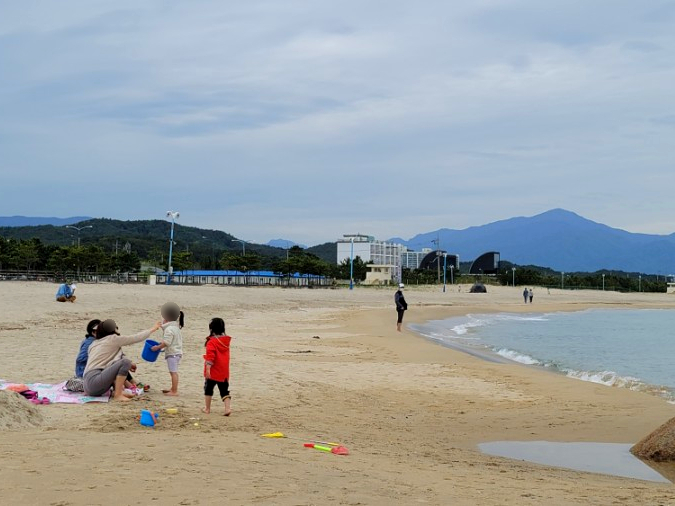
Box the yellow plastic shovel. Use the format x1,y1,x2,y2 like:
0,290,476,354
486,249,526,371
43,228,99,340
261,432,341,447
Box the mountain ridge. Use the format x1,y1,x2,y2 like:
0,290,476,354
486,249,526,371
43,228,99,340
391,209,675,274
0,216,92,227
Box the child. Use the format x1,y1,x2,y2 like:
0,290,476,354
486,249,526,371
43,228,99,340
75,319,101,377
151,302,184,396
202,317,231,416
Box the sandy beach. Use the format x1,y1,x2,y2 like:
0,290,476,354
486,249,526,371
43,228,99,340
1,282,675,505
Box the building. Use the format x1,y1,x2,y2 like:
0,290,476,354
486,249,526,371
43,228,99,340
469,252,501,275
337,234,403,282
365,265,398,285
156,270,332,287
401,247,432,270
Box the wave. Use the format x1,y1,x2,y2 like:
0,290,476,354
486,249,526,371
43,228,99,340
492,346,675,400
495,348,541,365
438,313,550,337
414,310,675,402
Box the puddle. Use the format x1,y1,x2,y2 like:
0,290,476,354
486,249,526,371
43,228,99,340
478,441,671,483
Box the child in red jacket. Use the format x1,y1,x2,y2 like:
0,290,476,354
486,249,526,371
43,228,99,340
202,317,232,416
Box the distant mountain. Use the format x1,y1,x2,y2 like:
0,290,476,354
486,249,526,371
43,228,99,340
0,216,91,227
266,239,307,249
306,242,337,264
391,209,675,274
0,217,286,259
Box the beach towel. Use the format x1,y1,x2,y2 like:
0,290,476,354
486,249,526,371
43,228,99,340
0,381,110,404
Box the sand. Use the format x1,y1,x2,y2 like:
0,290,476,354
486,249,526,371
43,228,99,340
0,281,674,505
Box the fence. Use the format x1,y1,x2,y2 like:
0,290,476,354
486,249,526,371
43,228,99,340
0,270,151,284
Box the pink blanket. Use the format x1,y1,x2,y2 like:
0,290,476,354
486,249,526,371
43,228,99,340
0,380,110,404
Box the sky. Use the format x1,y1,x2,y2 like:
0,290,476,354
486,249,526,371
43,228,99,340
1,1,674,245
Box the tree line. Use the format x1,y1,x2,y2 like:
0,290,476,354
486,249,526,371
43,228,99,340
0,237,141,276
1,235,668,292
0,236,368,281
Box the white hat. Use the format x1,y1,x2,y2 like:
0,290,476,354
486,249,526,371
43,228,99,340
399,283,405,288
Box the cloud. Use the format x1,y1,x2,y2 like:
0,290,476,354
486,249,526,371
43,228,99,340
1,1,674,244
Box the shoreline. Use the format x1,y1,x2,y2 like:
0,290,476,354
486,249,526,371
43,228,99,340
407,306,675,402
1,283,675,504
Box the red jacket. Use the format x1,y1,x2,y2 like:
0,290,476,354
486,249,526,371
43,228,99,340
203,335,231,381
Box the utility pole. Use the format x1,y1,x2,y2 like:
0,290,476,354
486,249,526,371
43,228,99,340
166,211,180,284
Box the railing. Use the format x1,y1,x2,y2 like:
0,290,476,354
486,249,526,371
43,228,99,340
0,270,151,284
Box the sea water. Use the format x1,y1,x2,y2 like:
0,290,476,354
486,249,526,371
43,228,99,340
410,309,675,399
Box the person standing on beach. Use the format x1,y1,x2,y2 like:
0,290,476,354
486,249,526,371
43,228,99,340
523,287,528,303
151,302,184,396
529,288,534,303
395,283,408,332
203,317,232,416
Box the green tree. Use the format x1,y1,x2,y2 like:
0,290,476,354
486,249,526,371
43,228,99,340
336,256,369,281
220,252,261,272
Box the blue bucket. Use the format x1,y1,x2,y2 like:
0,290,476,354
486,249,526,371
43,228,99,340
140,409,159,427
142,339,161,362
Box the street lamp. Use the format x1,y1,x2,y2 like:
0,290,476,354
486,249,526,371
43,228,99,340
639,275,642,292
561,272,565,290
166,211,179,284
449,265,454,285
602,273,605,291
442,253,447,293
232,239,246,256
65,225,93,247
512,267,516,287
349,237,354,290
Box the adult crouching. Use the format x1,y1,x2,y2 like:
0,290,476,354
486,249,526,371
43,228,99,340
83,319,161,401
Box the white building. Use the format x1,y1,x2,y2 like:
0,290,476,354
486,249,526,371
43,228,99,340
401,247,432,270
337,234,403,282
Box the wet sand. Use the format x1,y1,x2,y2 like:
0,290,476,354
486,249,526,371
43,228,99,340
0,282,674,505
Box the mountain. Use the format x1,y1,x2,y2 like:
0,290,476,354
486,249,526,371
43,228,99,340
0,217,286,259
306,242,337,264
391,209,675,274
266,239,307,249
0,216,91,227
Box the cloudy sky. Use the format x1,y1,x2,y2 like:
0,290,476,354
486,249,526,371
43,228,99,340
1,1,674,245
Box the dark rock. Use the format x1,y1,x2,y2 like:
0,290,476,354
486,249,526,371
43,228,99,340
631,417,675,461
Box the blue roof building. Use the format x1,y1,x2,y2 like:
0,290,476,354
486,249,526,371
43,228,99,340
156,269,333,287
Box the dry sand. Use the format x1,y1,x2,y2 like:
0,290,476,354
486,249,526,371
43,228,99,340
1,281,675,505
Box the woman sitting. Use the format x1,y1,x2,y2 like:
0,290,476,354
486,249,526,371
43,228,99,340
83,319,161,401
75,319,101,378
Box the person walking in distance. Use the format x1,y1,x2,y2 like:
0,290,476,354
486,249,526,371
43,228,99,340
523,287,528,303
395,283,408,332
529,288,534,303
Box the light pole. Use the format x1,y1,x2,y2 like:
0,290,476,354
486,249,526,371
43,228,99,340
166,211,179,284
602,273,605,291
561,272,565,290
349,237,354,290
639,275,642,292
442,253,447,293
512,267,516,287
232,239,246,256
65,225,93,247
449,265,454,285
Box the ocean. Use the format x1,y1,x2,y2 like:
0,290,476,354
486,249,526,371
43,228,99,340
411,309,675,400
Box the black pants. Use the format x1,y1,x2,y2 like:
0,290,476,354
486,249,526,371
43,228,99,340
204,378,230,398
397,309,405,324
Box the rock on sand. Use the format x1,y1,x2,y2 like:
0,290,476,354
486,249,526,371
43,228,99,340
0,391,43,430
632,417,675,461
